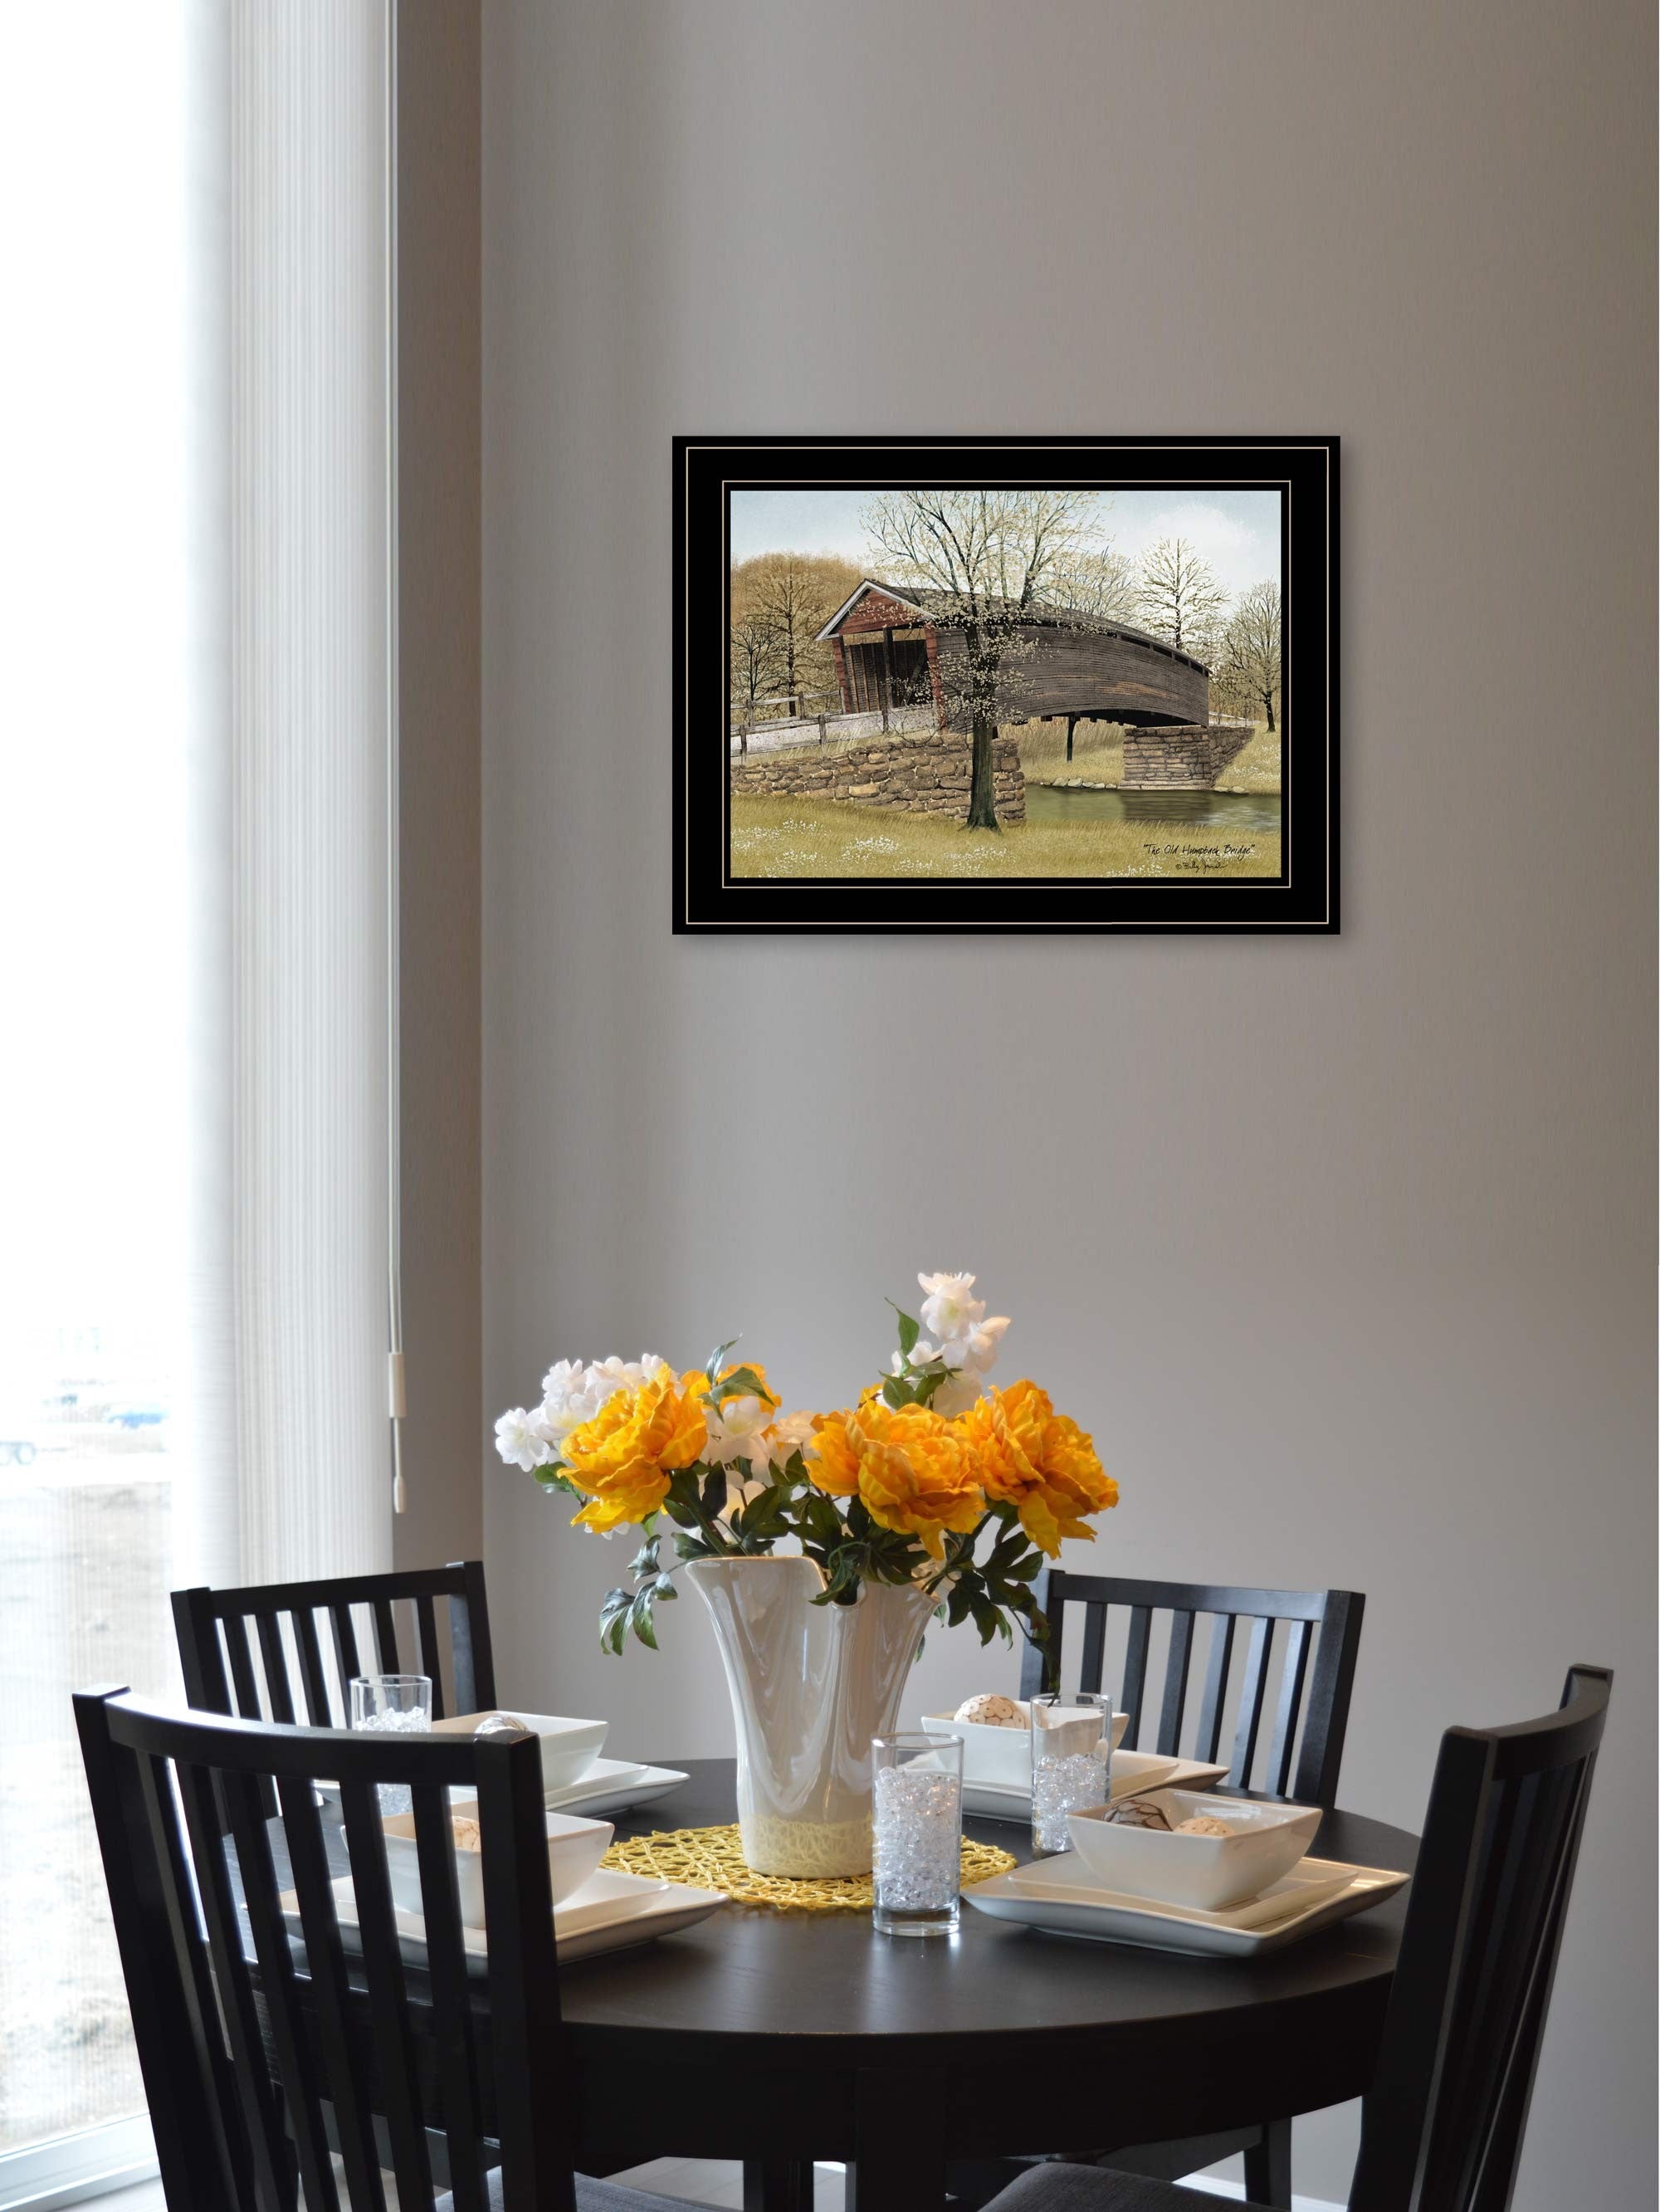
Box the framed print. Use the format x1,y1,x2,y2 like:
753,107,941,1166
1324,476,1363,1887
672,435,1338,935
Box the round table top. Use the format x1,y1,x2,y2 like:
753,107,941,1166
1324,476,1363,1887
555,1758,1418,2068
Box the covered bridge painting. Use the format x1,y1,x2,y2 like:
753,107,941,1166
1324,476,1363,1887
817,579,1212,735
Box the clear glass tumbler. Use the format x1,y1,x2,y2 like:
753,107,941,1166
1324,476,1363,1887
350,1674,432,1816
349,1673,433,1733
1030,1691,1114,1854
872,1731,964,1936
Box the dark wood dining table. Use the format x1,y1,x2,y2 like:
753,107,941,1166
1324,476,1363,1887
549,1759,1417,2210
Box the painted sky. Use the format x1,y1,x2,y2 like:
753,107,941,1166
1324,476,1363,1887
730,487,1282,603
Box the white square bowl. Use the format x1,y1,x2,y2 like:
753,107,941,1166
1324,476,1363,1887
1066,1789,1321,1911
430,1709,608,1795
379,1800,613,1926
921,1702,1129,1790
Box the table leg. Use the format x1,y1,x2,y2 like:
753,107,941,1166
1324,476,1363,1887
849,2068,947,2212
743,2158,814,2212
1243,2117,1292,2209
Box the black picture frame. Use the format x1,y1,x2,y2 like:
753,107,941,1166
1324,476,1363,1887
674,435,1339,935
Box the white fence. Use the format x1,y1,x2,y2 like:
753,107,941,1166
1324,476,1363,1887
729,702,935,756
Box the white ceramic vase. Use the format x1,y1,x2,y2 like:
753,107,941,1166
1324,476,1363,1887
686,1555,935,1877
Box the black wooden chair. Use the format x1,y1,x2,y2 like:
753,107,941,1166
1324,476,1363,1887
994,1571,1366,2207
172,1560,496,1728
1019,1570,1365,1809
982,1663,1613,2212
74,1687,680,2210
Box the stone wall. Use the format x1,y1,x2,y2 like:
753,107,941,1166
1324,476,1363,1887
1120,722,1252,789
730,730,1026,823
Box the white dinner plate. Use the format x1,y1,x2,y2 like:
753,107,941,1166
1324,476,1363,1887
962,1751,1228,1823
315,1757,689,1819
540,1759,688,1816
964,1850,1407,1957
281,1863,725,1968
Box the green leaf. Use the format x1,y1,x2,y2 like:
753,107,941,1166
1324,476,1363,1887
887,1303,920,1359
705,1338,740,1384
628,1536,661,1580
881,1376,906,1410
704,1364,773,1408
630,1587,659,1651
653,1573,678,1599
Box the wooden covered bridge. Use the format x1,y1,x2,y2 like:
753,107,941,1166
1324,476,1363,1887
815,579,1213,737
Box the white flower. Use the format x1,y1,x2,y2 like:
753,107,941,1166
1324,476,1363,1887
494,1407,555,1472
967,1316,1011,1371
539,1354,669,1444
704,1391,781,1472
932,1370,984,1419
772,1409,819,1462
540,1359,606,1440
918,1270,986,1345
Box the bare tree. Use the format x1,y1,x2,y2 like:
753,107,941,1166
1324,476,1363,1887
1218,579,1282,730
1046,545,1140,624
1135,537,1227,657
729,609,780,732
862,489,1096,829
743,553,855,716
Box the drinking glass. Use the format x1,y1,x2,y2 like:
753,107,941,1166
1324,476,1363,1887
872,1731,964,1936
1030,1691,1114,1854
349,1673,433,1732
350,1674,432,1815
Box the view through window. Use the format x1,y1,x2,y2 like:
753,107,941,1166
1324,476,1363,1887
0,1,196,2175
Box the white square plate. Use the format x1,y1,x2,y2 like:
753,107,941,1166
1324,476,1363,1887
316,1757,688,1819
964,1850,1407,1956
281,1863,725,1968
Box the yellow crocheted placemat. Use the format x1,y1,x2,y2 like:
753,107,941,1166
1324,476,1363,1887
600,1822,1015,1911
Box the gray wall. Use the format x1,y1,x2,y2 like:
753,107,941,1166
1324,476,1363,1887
479,5,1655,2203
397,0,483,1570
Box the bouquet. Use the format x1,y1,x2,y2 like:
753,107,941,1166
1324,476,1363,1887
495,1270,1117,1660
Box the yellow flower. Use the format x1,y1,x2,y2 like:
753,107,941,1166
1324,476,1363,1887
561,1368,709,1534
808,1399,984,1556
960,1379,1118,1558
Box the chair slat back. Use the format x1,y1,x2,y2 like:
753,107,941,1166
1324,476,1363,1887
1350,1665,1611,2212
173,1562,496,1731
1020,1571,1365,1807
74,1687,574,2212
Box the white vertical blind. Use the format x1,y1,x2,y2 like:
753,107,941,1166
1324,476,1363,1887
219,0,396,1583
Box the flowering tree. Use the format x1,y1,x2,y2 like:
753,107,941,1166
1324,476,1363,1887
862,491,1097,831
1047,544,1140,625
496,1271,1118,1660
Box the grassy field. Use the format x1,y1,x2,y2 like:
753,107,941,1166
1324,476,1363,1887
730,793,1282,880
1013,715,1282,793
1014,717,1126,786
1213,720,1282,793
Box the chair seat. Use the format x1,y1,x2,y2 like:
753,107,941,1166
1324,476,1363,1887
437,2171,690,2211
983,2164,1271,2212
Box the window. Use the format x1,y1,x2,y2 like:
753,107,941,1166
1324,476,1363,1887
0,2,197,2181
0,5,397,2199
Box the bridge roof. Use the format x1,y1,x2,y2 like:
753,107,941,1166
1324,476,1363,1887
816,578,1209,674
